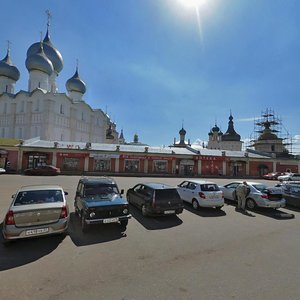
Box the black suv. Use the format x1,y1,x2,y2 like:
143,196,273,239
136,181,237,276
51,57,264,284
74,177,131,232
126,183,184,216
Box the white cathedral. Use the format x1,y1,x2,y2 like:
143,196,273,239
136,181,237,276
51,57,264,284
0,16,121,144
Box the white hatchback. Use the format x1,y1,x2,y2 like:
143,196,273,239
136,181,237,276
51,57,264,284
177,180,224,210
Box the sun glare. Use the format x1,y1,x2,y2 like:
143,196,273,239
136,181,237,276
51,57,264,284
178,0,206,9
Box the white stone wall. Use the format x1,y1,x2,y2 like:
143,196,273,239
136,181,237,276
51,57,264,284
0,89,118,143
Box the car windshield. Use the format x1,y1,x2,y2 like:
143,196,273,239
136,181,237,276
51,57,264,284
14,189,63,205
84,184,119,200
200,184,220,192
252,184,268,192
156,189,180,201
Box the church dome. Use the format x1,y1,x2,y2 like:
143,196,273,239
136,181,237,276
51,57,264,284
66,68,86,94
26,30,63,74
222,113,241,141
212,125,220,132
0,49,20,81
179,127,186,135
25,43,54,75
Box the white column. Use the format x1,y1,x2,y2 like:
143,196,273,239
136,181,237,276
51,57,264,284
197,160,202,175
222,161,226,176
144,159,148,174
84,155,89,172
52,151,57,166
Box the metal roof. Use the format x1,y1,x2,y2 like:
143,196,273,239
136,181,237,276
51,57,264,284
21,138,272,159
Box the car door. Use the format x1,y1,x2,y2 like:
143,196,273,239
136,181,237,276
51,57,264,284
223,183,240,200
127,184,140,206
130,184,146,207
134,184,148,208
184,182,198,203
75,182,84,212
177,181,190,202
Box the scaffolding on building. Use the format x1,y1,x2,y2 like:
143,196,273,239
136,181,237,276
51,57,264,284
246,108,293,154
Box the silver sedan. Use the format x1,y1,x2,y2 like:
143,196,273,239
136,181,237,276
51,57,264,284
219,181,286,210
2,185,69,243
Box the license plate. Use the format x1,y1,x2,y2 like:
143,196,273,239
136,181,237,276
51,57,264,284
25,227,49,236
164,210,175,214
103,217,119,223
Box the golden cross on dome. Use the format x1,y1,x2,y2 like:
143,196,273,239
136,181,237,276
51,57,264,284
46,9,52,29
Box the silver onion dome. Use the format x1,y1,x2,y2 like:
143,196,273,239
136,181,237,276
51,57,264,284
0,49,20,81
66,67,86,94
26,30,63,74
25,43,54,75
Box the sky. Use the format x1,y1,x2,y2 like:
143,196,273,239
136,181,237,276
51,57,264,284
1,0,300,153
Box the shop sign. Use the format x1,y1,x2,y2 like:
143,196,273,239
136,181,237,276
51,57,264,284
120,155,175,160
195,156,225,161
57,152,87,158
90,153,120,159
180,160,195,165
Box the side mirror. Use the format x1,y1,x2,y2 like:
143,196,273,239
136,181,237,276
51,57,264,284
120,189,124,195
11,194,15,198
64,191,69,196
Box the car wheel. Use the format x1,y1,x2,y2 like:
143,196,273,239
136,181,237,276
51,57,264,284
246,198,257,210
74,206,79,216
127,194,131,204
215,206,223,210
120,220,128,231
141,205,148,217
81,213,89,233
192,199,199,210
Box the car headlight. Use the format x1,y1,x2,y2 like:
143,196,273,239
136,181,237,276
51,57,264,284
89,212,96,218
123,208,128,214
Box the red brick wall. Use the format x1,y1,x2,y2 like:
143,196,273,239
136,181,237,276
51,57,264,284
202,160,223,176
249,161,273,176
276,163,298,173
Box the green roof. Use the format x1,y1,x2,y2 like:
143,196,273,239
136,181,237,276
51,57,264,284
0,138,20,146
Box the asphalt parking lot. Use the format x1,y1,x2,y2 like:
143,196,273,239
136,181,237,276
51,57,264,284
1,175,300,300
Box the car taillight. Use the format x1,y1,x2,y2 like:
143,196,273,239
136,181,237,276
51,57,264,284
261,194,269,199
199,192,206,199
60,206,68,219
5,210,15,225
221,191,224,198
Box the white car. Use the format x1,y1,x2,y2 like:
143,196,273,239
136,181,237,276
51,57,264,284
219,181,285,210
0,167,6,174
277,173,300,182
177,180,224,210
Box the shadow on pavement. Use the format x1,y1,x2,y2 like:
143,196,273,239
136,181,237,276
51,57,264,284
283,205,300,213
129,204,183,230
226,199,294,219
183,202,227,217
253,208,295,220
68,213,127,247
0,223,65,271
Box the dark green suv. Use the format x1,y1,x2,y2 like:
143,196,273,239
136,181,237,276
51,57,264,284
74,177,131,232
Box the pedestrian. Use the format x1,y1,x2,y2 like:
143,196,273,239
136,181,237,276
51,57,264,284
235,181,250,212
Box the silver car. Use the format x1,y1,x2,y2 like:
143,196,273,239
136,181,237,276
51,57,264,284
219,181,286,210
2,185,69,243
278,173,300,182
